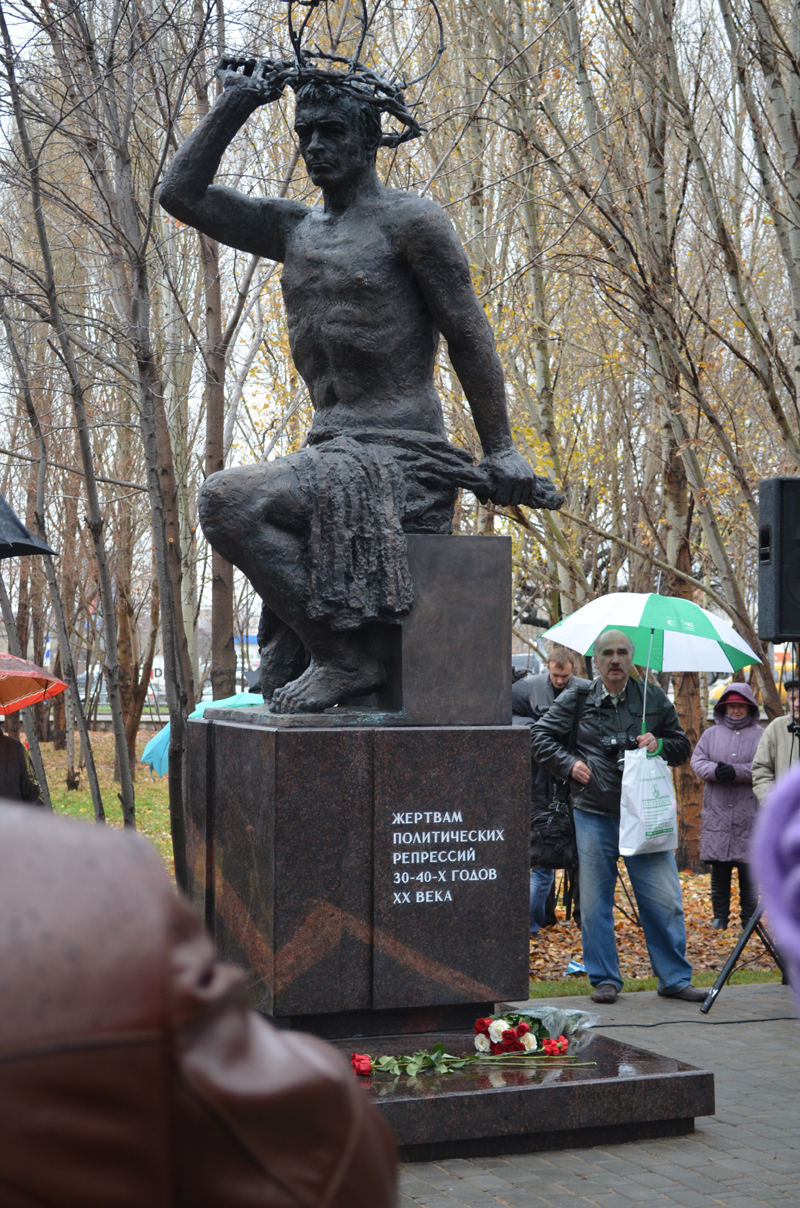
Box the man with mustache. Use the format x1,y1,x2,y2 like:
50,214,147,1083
532,630,702,1004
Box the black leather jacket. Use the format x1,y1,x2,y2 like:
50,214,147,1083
531,677,690,819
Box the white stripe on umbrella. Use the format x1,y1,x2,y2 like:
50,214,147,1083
661,632,743,674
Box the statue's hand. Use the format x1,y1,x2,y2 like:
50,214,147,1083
215,56,290,103
477,448,565,510
478,448,536,507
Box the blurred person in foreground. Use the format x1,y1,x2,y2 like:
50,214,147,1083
512,645,589,934
0,802,396,1207
752,761,800,1003
532,630,702,1004
690,683,761,931
752,677,799,804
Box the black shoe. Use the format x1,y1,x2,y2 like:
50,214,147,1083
591,983,619,1004
711,917,728,930
657,984,707,1002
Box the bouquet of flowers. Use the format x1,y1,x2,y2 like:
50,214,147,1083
349,1010,589,1077
473,1014,542,1054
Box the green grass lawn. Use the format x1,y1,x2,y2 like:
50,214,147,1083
43,732,174,873
527,967,783,998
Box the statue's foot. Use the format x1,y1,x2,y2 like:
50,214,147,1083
260,624,309,700
269,655,385,714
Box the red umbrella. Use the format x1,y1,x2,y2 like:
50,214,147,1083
0,652,67,715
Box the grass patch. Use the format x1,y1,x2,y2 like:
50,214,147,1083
40,732,173,873
528,967,783,998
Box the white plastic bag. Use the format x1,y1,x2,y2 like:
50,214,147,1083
618,747,678,856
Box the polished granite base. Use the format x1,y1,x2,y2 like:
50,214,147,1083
334,1031,714,1160
186,718,530,1025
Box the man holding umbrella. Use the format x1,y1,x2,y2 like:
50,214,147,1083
532,630,703,1003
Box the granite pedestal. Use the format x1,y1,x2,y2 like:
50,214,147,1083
187,533,527,1034
186,718,531,1033
341,533,512,723
333,1032,715,1160
186,531,713,1152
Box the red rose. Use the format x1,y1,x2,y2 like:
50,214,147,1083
350,1053,372,1076
501,1028,517,1043
511,1040,525,1052
474,1017,492,1034
490,1041,505,1054
517,1021,530,1035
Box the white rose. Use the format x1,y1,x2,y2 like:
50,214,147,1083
520,1032,537,1052
474,1033,490,1052
488,1019,509,1044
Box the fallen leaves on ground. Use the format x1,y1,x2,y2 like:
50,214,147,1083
531,866,776,981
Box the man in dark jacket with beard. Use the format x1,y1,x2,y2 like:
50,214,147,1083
513,646,588,933
531,629,702,1004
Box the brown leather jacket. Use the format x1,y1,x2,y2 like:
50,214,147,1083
0,803,397,1207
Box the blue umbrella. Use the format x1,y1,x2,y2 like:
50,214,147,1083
141,691,264,776
141,723,171,777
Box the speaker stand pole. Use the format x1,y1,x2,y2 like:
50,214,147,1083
701,901,786,1014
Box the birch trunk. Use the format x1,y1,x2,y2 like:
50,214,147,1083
0,300,104,817
0,5,135,826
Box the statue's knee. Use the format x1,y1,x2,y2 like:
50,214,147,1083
198,469,250,545
198,462,304,547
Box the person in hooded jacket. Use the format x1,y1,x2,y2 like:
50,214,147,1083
690,682,761,930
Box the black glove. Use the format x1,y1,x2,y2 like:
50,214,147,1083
715,762,736,783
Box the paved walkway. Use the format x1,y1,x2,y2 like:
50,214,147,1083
399,983,800,1208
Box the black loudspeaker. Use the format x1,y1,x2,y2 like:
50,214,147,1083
758,477,800,642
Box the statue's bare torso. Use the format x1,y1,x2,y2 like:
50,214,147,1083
281,191,446,439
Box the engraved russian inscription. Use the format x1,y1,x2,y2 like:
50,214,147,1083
388,819,505,903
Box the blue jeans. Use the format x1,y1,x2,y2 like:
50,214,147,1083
573,808,693,993
530,866,554,934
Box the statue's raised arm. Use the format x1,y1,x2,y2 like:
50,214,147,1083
159,60,308,261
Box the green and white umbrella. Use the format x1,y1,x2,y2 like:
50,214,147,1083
541,593,760,675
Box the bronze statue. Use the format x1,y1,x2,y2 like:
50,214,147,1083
159,43,563,714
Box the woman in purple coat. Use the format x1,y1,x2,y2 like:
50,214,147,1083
691,683,762,929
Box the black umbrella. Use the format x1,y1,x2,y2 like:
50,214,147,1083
0,492,55,559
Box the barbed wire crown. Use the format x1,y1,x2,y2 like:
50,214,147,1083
216,0,444,147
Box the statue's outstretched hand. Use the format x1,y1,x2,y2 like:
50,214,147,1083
215,57,291,104
478,448,565,510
